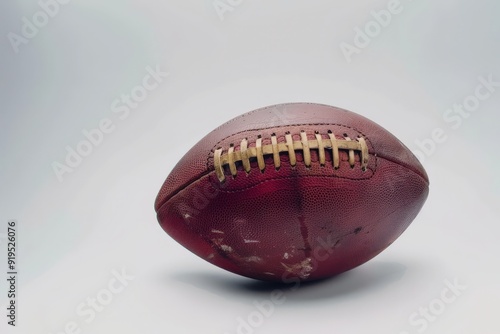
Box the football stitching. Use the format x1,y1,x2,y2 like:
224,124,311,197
208,172,376,194
206,123,377,180
213,132,369,182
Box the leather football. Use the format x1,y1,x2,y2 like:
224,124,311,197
155,103,429,282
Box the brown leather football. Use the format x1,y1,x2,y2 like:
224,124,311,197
155,103,429,282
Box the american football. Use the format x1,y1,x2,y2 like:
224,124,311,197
155,103,429,282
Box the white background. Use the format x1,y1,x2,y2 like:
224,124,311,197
1,1,499,333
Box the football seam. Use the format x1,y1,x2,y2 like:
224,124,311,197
374,152,429,185
203,155,428,195
156,123,373,211
156,154,379,213
156,123,427,211
156,152,429,213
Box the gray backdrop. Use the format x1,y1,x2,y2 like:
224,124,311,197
1,1,499,333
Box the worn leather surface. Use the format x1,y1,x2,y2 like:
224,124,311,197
155,103,429,282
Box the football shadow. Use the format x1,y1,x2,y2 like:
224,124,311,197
169,260,410,302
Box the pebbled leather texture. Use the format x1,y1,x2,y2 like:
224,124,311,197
155,103,429,282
